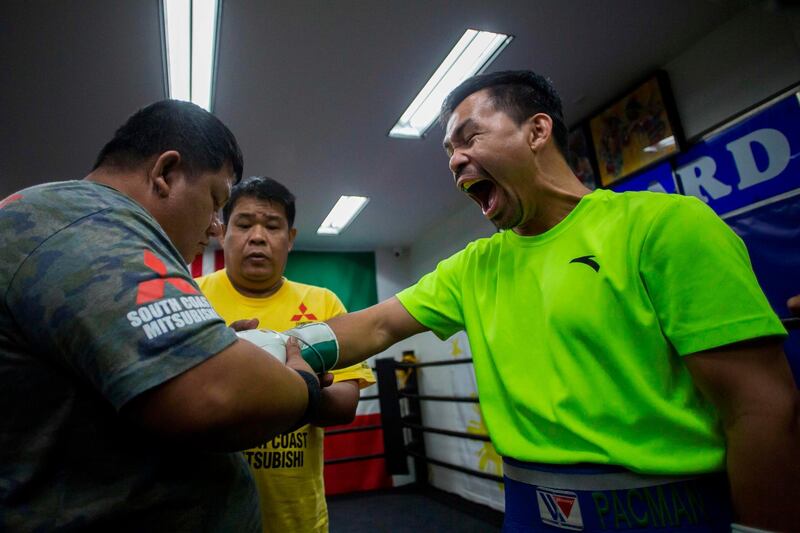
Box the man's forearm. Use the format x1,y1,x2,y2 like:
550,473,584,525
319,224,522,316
122,339,312,452
725,409,800,529
685,341,800,529
313,381,360,427
326,311,391,367
327,297,427,368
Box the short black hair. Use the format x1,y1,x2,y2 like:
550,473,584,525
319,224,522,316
222,176,296,227
441,70,569,157
93,99,243,182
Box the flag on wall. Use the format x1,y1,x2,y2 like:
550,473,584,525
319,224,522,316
189,248,224,277
285,251,391,495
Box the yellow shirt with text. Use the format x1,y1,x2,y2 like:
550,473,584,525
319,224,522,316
196,269,375,533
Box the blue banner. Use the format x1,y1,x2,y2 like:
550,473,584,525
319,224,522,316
726,193,800,377
609,161,677,193
674,92,800,216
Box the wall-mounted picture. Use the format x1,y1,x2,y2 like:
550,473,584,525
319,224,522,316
567,125,598,190
589,71,683,186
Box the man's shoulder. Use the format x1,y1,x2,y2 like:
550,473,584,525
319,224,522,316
9,180,140,214
594,190,711,230
283,278,335,297
1,181,162,284
452,231,505,261
3,180,155,243
195,268,227,288
282,279,345,319
603,189,703,212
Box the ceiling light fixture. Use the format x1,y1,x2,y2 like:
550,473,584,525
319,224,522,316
317,196,370,235
161,0,220,111
389,29,513,139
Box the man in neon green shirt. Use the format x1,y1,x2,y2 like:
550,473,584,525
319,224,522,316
324,71,799,531
197,176,374,533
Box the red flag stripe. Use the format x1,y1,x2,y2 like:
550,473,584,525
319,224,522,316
214,249,225,271
191,255,203,277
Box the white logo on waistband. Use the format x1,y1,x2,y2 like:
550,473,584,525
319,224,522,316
537,487,583,530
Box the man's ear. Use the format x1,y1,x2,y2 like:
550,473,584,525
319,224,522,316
526,113,554,152
149,150,182,198
288,227,298,251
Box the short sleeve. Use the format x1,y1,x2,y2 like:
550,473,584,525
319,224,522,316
639,196,786,355
396,250,466,340
326,291,347,319
7,207,237,410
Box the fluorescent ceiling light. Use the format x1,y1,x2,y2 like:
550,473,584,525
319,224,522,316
389,29,513,139
162,0,220,111
317,196,370,235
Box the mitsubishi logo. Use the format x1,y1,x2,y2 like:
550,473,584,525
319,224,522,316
136,250,199,304
0,193,23,209
290,302,317,322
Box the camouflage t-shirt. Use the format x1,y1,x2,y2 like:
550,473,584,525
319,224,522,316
0,181,259,531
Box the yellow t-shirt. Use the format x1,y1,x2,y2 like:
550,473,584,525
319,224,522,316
196,269,375,533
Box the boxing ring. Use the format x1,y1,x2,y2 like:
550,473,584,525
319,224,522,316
324,352,501,482
326,351,504,532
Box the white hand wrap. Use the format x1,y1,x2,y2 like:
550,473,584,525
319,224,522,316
235,329,287,364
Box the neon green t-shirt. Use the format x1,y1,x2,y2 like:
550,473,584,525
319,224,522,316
397,189,785,475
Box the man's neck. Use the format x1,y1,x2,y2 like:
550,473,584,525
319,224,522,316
513,159,592,236
226,271,285,298
513,189,588,236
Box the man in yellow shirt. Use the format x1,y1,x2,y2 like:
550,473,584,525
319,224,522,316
197,176,374,532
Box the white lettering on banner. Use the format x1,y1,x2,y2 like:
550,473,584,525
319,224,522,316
726,128,791,190
675,156,732,202
647,181,668,193
676,128,793,205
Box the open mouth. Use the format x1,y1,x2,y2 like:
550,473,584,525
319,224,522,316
460,177,498,216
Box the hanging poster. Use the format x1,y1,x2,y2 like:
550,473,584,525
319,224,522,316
589,71,683,187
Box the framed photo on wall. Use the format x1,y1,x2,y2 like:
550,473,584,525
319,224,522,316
567,124,598,190
589,71,684,187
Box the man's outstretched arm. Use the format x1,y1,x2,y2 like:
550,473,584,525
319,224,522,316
327,297,428,368
685,338,800,530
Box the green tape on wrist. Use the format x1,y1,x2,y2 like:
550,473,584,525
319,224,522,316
283,322,339,374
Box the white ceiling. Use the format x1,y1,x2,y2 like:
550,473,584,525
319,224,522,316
1,0,749,250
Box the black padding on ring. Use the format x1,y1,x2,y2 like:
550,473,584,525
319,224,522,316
376,358,409,475
326,424,383,436
401,420,490,442
399,392,479,403
395,358,474,369
324,453,386,466
781,317,800,330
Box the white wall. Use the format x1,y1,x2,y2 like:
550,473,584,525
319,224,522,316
372,246,419,359
665,4,800,140
408,198,496,281
372,3,800,507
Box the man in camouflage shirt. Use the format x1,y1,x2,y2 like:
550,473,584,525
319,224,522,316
0,100,322,530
